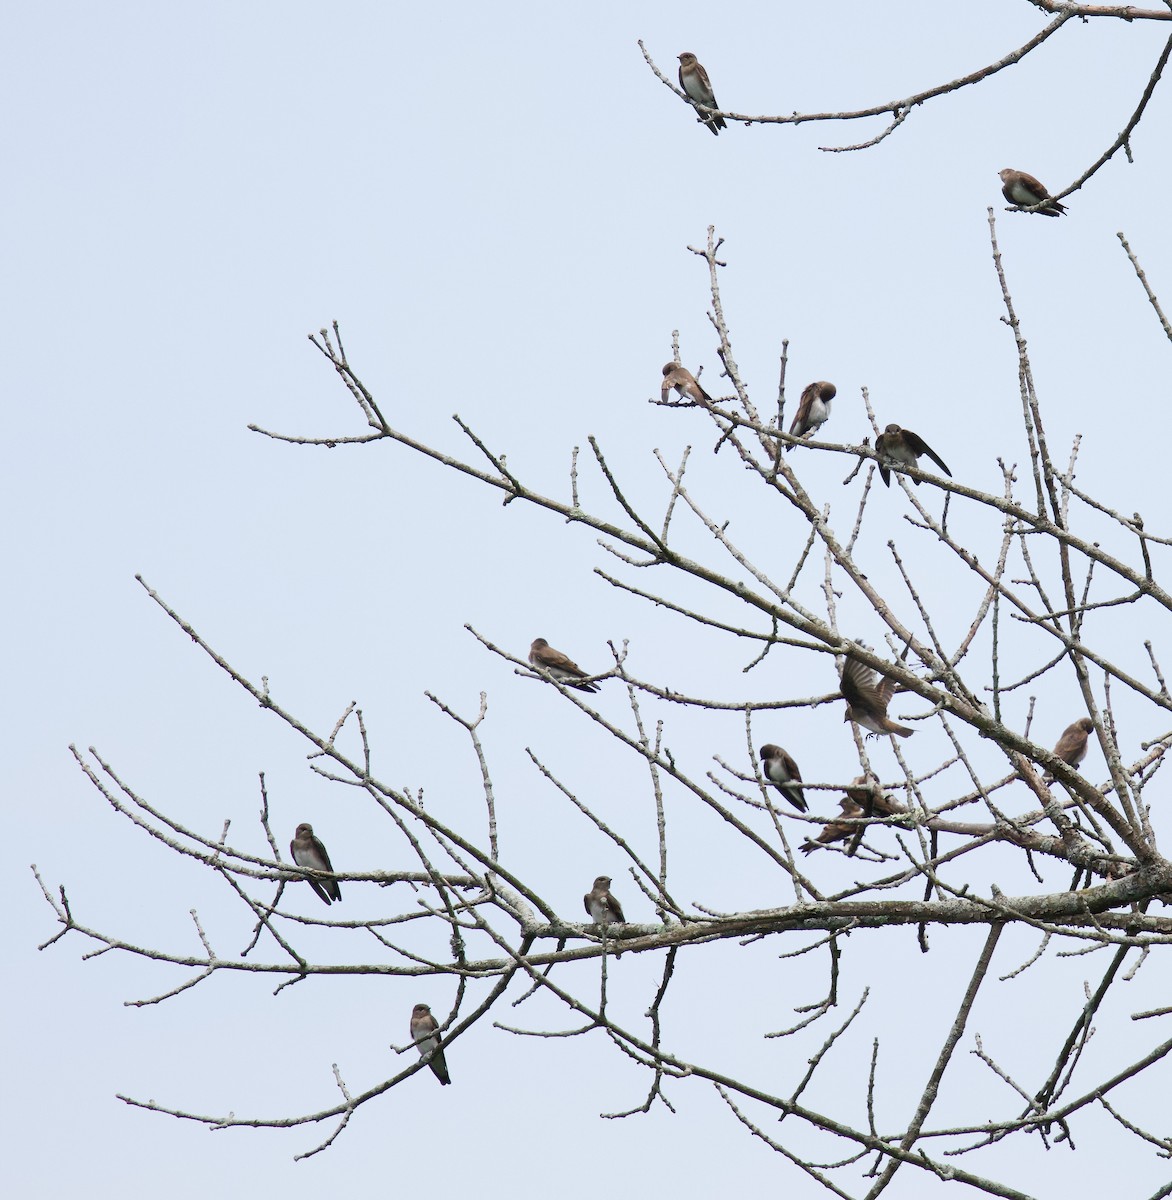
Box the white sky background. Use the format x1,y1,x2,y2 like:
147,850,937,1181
6,2,1172,1195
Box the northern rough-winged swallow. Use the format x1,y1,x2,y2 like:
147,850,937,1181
759,744,808,812
1052,717,1094,768
290,822,341,905
801,778,901,854
410,1003,451,1085
584,875,626,925
787,381,836,447
840,656,914,738
528,637,600,693
801,796,866,855
875,424,952,487
661,362,715,405
998,169,1066,217
677,52,726,135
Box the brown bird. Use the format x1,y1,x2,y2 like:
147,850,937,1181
787,381,836,447
801,778,902,854
759,744,808,812
528,637,599,693
661,362,715,405
1052,717,1095,769
289,823,341,905
875,424,952,487
801,796,866,855
840,656,914,738
677,52,726,135
410,1003,451,1086
998,168,1066,217
583,875,626,925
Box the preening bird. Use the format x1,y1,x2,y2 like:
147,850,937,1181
788,381,836,446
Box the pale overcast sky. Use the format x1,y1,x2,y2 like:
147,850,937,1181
6,3,1172,1197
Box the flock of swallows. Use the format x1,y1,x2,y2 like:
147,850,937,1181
286,666,1094,1083
288,806,624,1085
528,640,1096,846
286,70,1073,1083
676,51,1069,217
662,367,952,485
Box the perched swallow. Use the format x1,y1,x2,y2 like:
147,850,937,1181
759,744,808,812
289,822,341,905
840,656,914,738
801,796,866,855
661,362,715,405
875,424,952,487
583,875,625,925
677,52,726,135
844,776,900,817
787,381,836,447
1052,717,1095,768
801,778,901,854
998,168,1066,217
528,637,600,693
410,1004,451,1085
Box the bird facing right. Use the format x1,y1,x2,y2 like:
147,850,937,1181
1052,717,1095,769
787,381,836,447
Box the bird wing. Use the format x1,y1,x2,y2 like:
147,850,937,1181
875,672,898,708
904,430,951,477
874,435,893,486
840,656,882,707
309,835,334,873
535,643,587,678
1053,723,1088,763
789,384,816,437
779,748,802,785
1015,172,1049,201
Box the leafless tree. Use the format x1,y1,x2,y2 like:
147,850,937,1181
34,15,1172,1198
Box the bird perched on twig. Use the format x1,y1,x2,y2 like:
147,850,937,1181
677,52,726,134
289,823,341,905
840,657,914,738
759,744,808,812
1051,717,1095,770
661,362,714,405
787,381,836,447
998,168,1067,217
801,796,866,855
584,875,626,925
801,778,901,854
528,638,600,693
410,1004,451,1085
875,424,952,487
